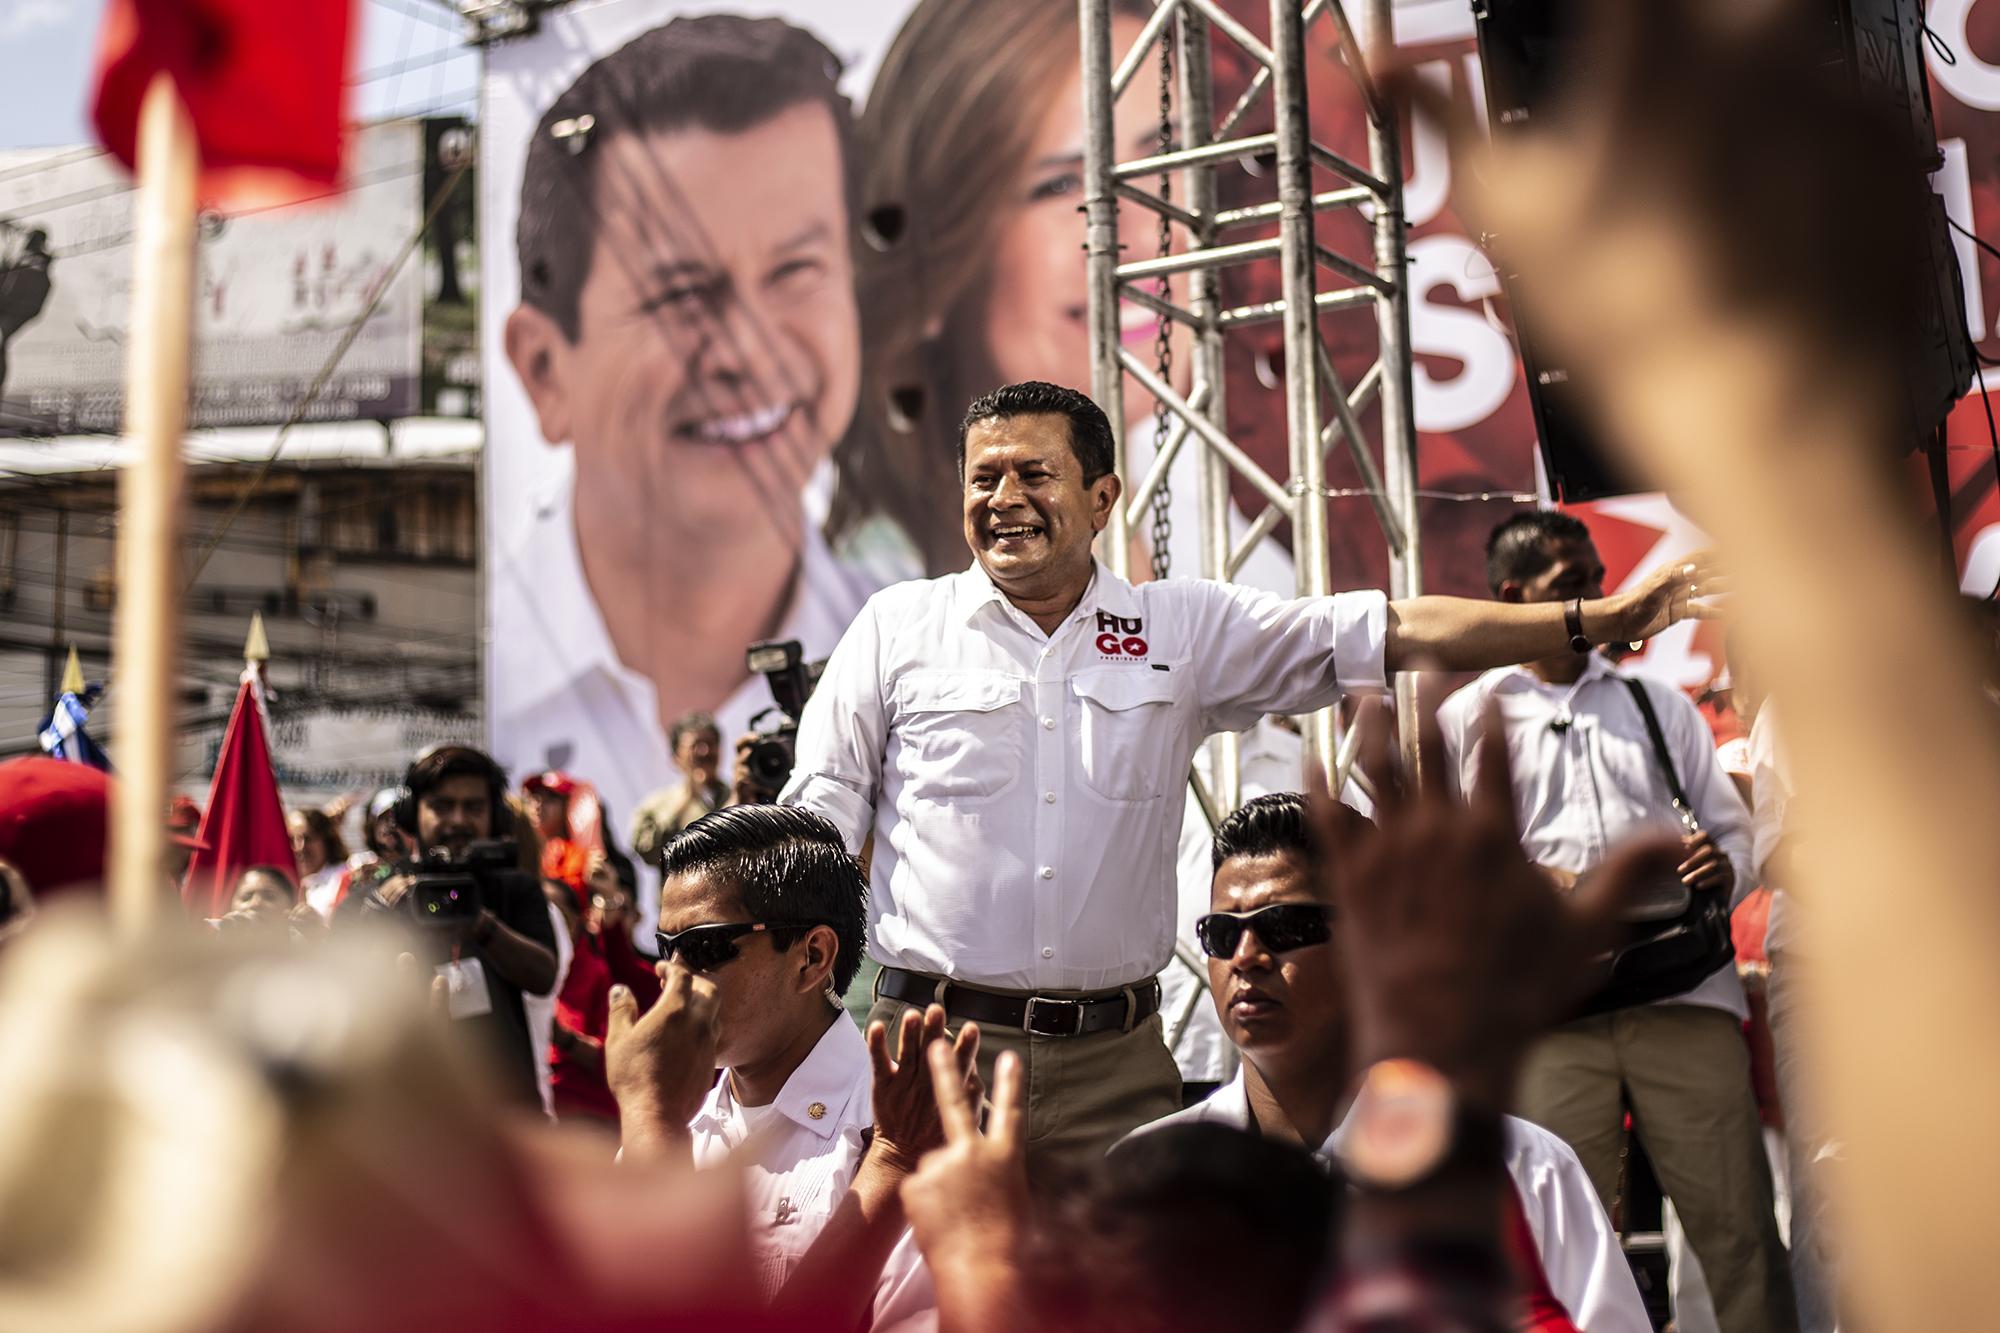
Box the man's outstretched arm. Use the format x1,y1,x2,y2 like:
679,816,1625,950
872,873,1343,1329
1385,553,1719,673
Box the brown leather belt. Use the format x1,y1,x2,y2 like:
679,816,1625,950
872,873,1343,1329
876,966,1161,1038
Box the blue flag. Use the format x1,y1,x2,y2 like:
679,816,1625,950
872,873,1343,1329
38,690,110,770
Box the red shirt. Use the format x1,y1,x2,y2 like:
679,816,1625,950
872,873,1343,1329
549,934,617,1123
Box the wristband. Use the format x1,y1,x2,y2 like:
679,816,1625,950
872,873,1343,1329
1340,1058,1506,1194
1564,598,1591,655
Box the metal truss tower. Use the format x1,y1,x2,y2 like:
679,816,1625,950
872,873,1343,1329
1078,0,1421,820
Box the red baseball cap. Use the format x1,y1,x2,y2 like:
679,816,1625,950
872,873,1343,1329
0,758,111,899
523,771,578,798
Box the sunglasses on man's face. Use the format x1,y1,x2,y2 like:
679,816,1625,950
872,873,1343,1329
1194,903,1334,960
655,920,810,973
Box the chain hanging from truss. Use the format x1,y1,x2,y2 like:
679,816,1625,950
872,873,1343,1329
1148,22,1175,583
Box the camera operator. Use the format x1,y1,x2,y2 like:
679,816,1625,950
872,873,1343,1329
729,641,822,806
336,745,559,1107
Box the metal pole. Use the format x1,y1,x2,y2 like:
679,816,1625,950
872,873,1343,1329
1181,5,1239,814
1080,0,1131,577
47,506,67,703
1364,0,1422,767
1271,0,1334,785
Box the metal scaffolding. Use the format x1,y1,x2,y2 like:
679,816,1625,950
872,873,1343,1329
1079,0,1420,816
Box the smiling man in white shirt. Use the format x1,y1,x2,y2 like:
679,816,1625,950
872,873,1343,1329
782,380,1718,1161
1436,512,1796,1333
1131,791,1650,1333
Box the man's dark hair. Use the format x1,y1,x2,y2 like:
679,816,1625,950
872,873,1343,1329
1211,791,1313,872
234,864,298,900
1484,510,1593,596
404,745,507,821
660,805,867,993
669,709,721,752
1044,1124,1339,1333
958,380,1116,483
516,14,856,342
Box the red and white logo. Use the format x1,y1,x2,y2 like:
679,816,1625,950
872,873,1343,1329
1094,611,1148,658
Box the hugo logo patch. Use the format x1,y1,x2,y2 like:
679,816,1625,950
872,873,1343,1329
1094,610,1148,658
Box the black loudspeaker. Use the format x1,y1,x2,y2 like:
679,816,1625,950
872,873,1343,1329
1473,0,1976,503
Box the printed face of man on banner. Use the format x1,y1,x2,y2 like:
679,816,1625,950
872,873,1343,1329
506,105,857,550
500,14,877,773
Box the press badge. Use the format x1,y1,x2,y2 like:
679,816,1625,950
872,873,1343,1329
437,957,493,1019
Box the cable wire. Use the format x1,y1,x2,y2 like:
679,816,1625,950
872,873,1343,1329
183,152,474,587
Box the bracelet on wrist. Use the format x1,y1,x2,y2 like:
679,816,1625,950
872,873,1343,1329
1563,597,1592,655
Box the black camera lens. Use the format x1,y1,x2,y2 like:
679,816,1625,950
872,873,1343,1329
744,732,797,791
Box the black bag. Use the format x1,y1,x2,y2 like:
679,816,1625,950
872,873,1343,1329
1574,680,1737,1017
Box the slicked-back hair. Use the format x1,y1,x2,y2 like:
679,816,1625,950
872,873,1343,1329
1211,791,1314,872
660,805,868,993
958,380,1116,483
1484,510,1593,596
515,13,857,343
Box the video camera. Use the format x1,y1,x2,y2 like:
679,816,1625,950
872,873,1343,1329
743,639,825,793
396,839,517,929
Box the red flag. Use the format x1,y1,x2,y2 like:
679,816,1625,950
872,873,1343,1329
90,0,355,209
182,677,295,918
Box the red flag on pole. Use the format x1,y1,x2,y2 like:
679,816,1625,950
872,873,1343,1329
90,0,355,209
182,676,295,918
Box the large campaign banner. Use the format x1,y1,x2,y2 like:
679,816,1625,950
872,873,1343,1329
480,0,2000,858
0,120,425,436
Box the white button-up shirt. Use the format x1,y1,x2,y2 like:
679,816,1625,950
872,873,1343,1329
688,1015,930,1325
1436,656,1757,1018
781,560,1387,990
1131,1070,1650,1333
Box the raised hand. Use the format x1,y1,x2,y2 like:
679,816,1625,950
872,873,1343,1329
901,1046,1028,1285
1611,550,1729,642
605,961,720,1159
866,1004,980,1171
1320,700,1680,1110
1439,2,1920,496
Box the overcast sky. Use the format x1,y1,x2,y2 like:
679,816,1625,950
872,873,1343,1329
0,0,480,151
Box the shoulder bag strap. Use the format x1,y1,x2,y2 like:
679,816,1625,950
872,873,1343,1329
1621,677,1698,831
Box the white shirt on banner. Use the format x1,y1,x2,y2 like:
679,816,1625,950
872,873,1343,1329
1436,655,1757,1019
781,560,1388,991
688,1014,929,1325
1131,1070,1650,1333
489,453,916,918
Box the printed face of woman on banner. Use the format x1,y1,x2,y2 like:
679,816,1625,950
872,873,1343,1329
854,0,1192,574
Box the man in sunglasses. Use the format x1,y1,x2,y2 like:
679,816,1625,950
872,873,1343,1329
1129,792,1649,1333
606,804,970,1327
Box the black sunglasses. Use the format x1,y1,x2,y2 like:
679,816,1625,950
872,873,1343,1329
1195,903,1334,960
655,920,813,973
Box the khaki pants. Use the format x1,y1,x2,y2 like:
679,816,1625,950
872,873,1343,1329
1518,1003,1799,1333
868,985,1183,1171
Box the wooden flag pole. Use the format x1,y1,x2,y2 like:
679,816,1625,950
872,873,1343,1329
108,73,197,933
